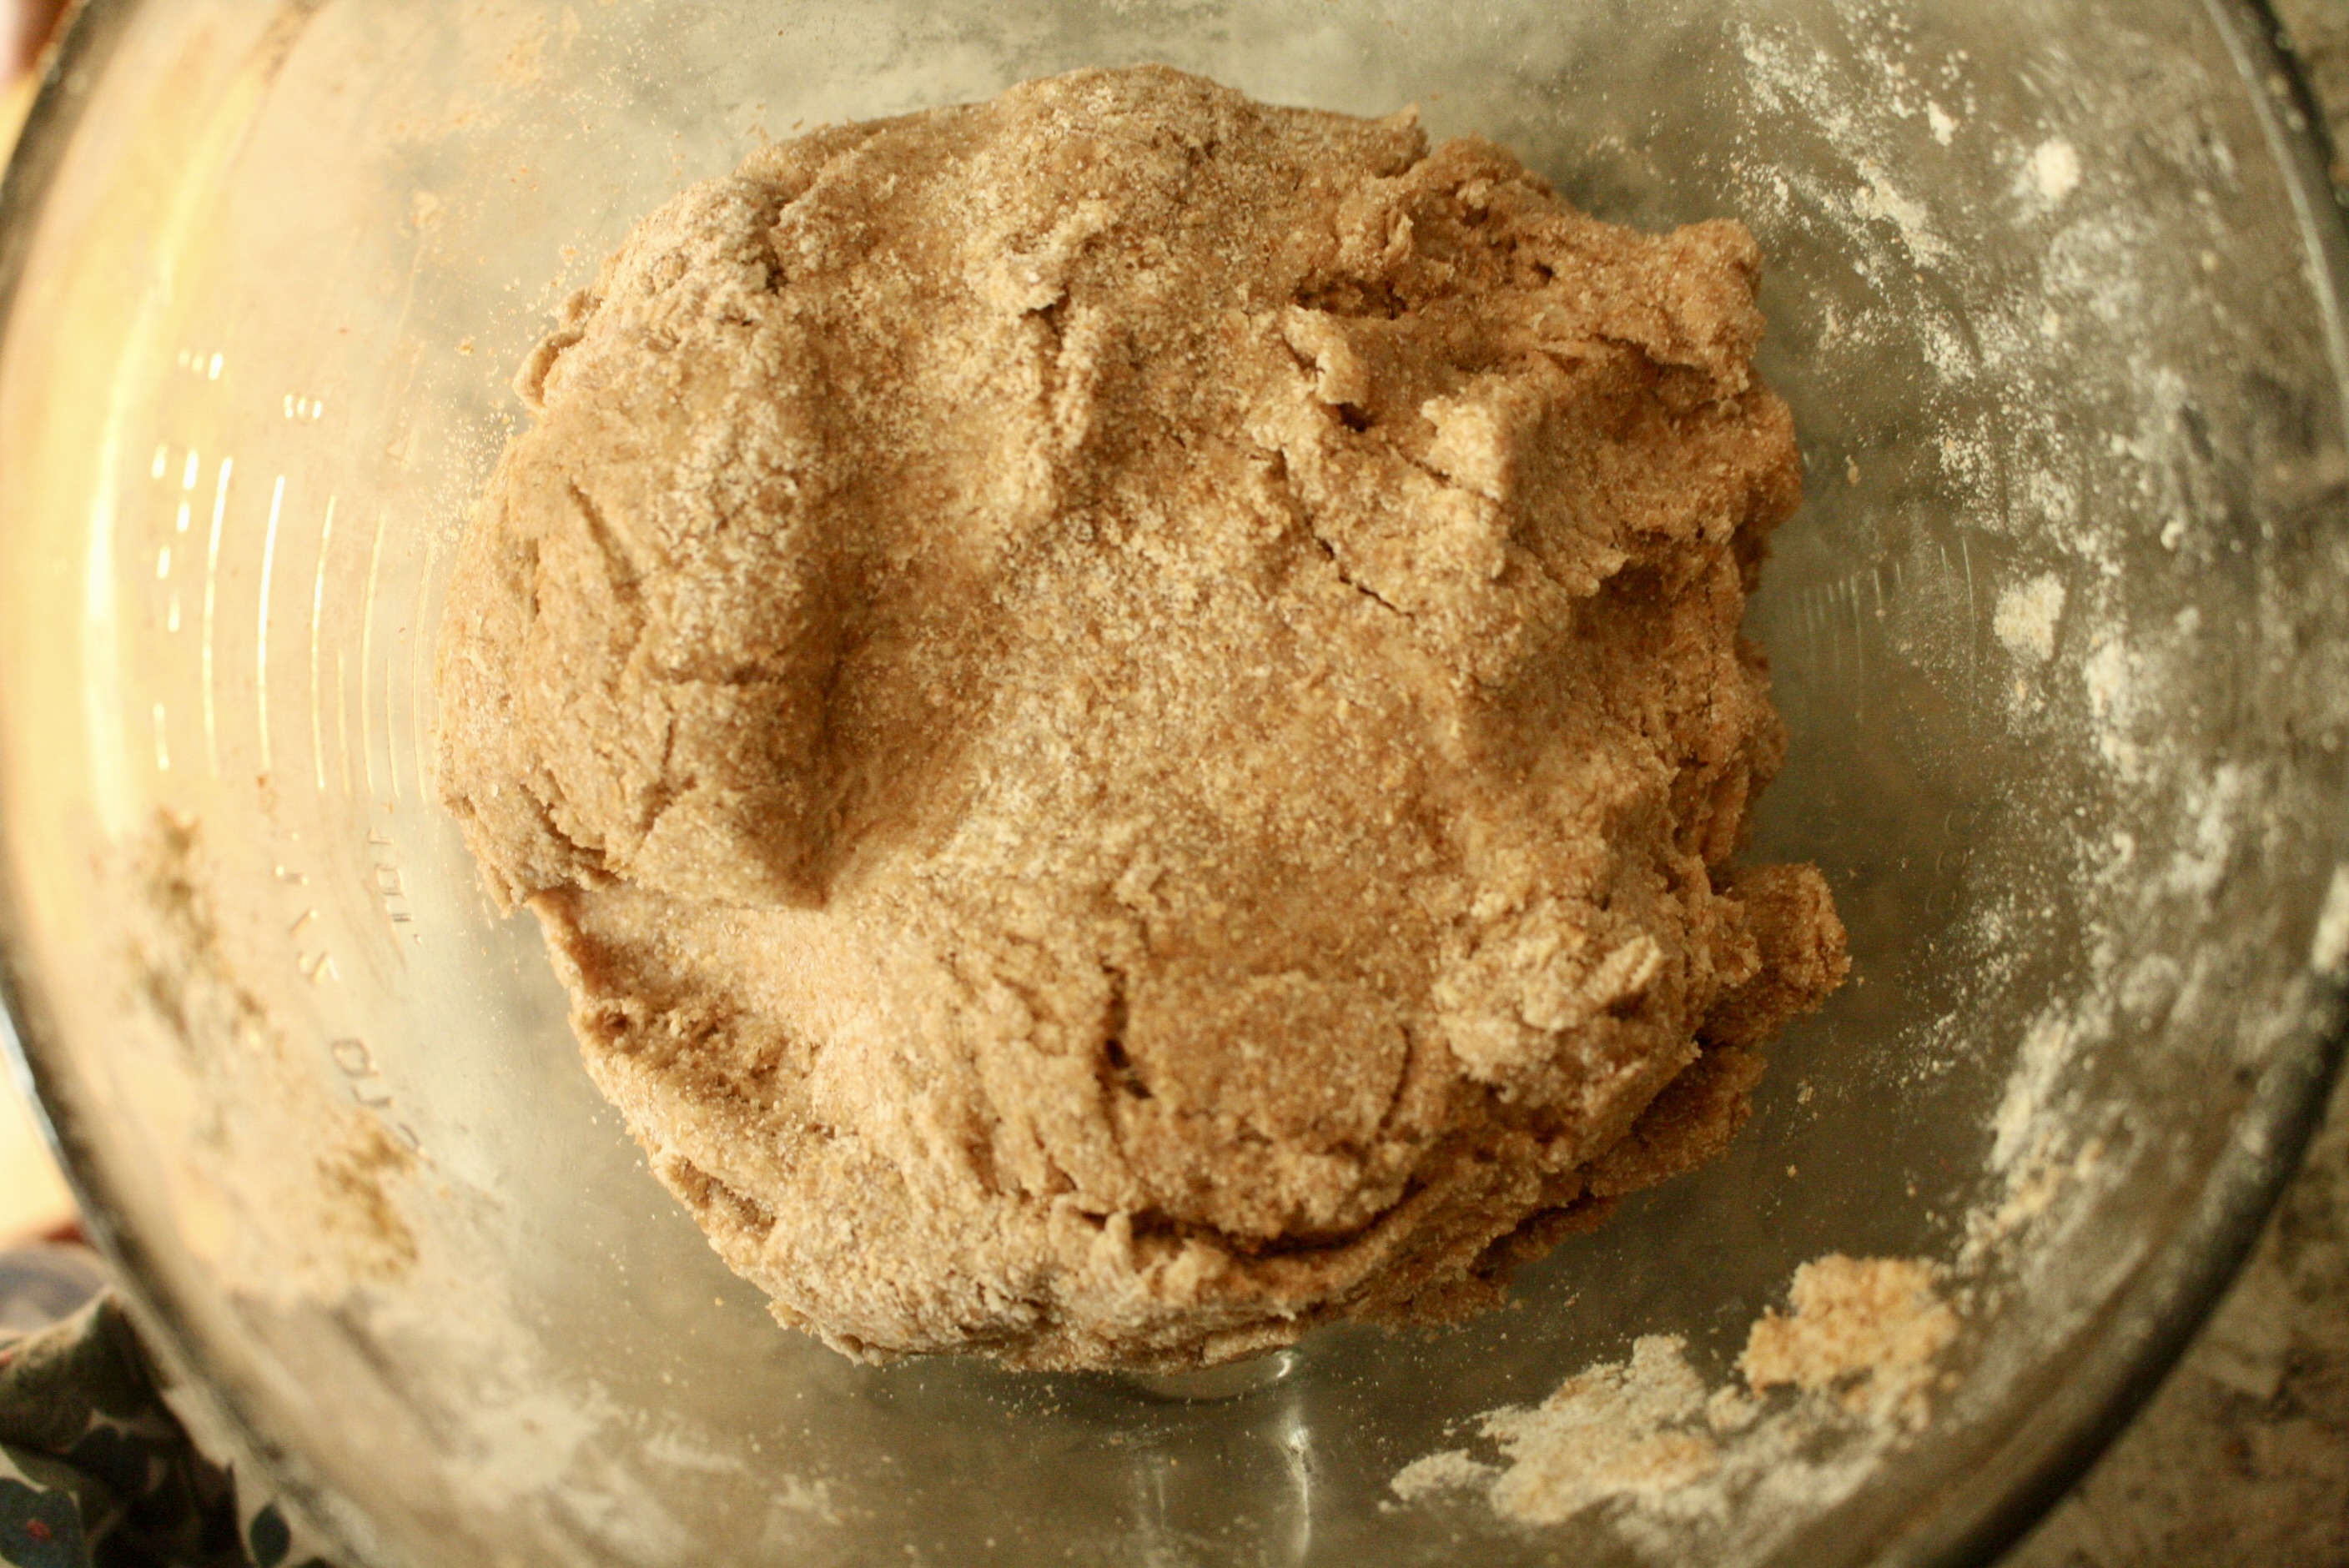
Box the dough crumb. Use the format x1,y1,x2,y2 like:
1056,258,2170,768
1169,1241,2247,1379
1740,1254,1959,1424
1388,1254,1961,1535
435,64,1843,1369
1994,572,2066,664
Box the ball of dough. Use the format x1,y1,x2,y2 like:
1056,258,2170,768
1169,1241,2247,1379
435,65,1846,1370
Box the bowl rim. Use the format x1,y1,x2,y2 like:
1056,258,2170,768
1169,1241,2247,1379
1864,2,2349,1556
0,3,2344,1565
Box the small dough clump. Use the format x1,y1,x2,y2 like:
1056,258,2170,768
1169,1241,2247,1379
435,65,1846,1370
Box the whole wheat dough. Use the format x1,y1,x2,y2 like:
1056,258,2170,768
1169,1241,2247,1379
435,65,1847,1370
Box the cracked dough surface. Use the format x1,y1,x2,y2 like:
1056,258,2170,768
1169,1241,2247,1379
435,65,1847,1370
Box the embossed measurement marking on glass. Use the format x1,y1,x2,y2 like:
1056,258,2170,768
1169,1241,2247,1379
1959,531,1979,711
331,1038,386,1104
405,531,436,804
200,456,234,777
170,450,194,630
373,863,409,919
335,647,352,797
361,515,385,798
257,473,285,776
310,496,338,794
330,1037,418,1148
276,863,340,983
365,827,420,950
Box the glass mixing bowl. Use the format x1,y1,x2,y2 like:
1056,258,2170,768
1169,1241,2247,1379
3,2,2346,1565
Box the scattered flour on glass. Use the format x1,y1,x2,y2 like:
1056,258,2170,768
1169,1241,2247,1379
2312,865,2349,977
117,811,420,1299
2024,138,2082,204
1390,1447,1504,1504
1480,1338,1721,1524
1994,573,2066,664
1735,24,1956,275
1391,1257,1960,1556
1398,3,2327,1560
1737,0,2247,1256
109,813,842,1565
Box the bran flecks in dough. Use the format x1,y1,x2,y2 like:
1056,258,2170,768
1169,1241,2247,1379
435,65,1847,1370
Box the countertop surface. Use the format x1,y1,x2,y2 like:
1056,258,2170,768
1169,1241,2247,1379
2005,1068,2349,1564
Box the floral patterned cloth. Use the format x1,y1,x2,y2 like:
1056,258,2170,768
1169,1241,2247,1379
0,1296,324,1568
